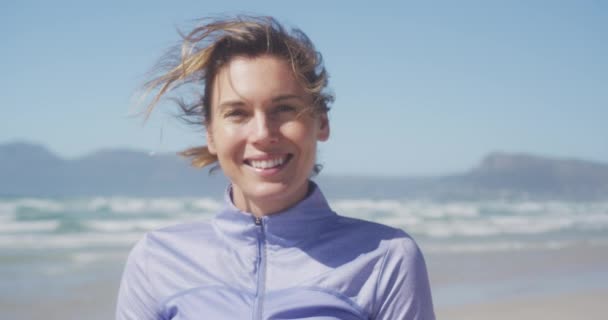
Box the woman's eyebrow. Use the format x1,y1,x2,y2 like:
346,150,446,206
217,100,246,111
217,95,303,110
272,94,303,103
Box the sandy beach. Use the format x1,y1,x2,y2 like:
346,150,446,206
2,242,606,319
437,289,608,320
428,243,608,319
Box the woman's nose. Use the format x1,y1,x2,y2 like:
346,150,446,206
250,113,279,144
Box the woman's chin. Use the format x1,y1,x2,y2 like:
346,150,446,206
234,181,309,213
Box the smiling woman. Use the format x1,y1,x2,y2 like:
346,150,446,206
116,15,435,320
208,55,329,215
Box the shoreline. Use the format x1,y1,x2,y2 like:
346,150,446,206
437,289,608,320
2,242,607,319
426,242,608,306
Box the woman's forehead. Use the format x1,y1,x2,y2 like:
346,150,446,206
211,55,308,107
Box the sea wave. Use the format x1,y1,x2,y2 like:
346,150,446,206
1,197,607,247
0,232,141,250
0,196,223,216
70,251,126,265
0,198,64,218
191,198,223,212
0,202,17,216
333,198,608,238
12,198,66,212
83,218,187,233
422,239,580,253
86,197,186,214
0,220,60,233
333,199,481,219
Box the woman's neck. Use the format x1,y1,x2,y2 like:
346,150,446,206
231,182,312,217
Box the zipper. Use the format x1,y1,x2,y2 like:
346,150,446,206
253,216,266,320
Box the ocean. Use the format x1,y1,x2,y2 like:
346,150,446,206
1,195,608,318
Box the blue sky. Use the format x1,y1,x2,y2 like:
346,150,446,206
1,0,606,176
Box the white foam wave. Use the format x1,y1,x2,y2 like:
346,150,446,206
331,199,480,219
417,203,480,218
421,239,593,253
70,251,126,265
413,215,578,238
0,202,17,216
376,216,421,229
332,198,608,238
107,198,148,214
490,215,573,234
84,197,110,211
3,197,608,243
14,198,65,212
80,197,222,215
191,198,223,212
0,198,66,216
424,241,528,253
333,199,403,213
148,198,186,212
332,199,417,221
174,211,216,220
0,211,15,222
0,220,60,233
0,232,142,249
84,219,183,232
78,197,165,214
506,201,546,213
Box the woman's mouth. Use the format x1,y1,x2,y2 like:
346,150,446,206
244,154,293,172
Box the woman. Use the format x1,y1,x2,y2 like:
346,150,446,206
117,16,435,320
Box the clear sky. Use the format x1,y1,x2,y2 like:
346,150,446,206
2,0,606,176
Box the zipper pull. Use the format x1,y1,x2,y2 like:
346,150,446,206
254,216,262,226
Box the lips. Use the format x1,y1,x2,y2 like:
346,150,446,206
244,154,293,170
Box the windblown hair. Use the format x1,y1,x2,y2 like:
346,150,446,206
142,16,334,170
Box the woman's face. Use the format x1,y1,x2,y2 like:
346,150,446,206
207,55,329,215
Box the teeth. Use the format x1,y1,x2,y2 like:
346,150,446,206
249,156,286,169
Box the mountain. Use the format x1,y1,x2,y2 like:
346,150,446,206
433,152,608,200
0,142,227,197
463,152,608,197
1,142,607,200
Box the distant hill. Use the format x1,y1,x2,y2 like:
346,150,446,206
463,152,608,197
1,142,607,200
435,152,608,200
0,142,227,197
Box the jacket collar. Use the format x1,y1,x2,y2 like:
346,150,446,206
212,181,336,248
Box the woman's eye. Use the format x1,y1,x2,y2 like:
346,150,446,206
224,110,247,119
275,104,296,113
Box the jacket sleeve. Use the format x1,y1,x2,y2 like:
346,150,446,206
116,234,162,320
373,231,435,320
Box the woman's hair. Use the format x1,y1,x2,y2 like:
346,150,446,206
142,15,334,170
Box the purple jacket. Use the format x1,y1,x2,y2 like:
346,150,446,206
116,183,435,319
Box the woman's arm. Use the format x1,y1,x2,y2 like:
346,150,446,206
373,230,435,320
116,235,162,320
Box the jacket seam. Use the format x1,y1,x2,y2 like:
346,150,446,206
160,285,255,308
371,228,400,317
142,233,162,319
267,286,369,319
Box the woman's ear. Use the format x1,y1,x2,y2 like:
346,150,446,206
317,113,330,142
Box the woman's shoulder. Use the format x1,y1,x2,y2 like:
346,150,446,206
328,214,423,259
133,220,216,252
334,214,415,240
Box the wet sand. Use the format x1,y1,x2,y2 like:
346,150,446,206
437,289,608,320
428,243,608,319
3,243,607,319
